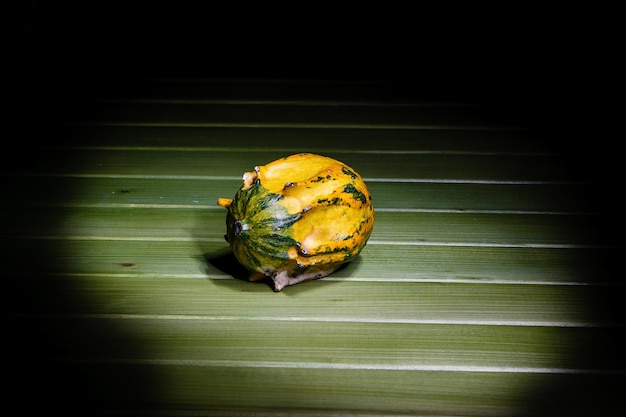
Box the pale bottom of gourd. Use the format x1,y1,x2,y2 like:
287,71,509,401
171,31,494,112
271,268,335,291
249,265,338,291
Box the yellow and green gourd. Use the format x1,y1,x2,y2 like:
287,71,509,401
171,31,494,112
217,153,375,291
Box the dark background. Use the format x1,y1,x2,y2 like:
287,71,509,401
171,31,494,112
9,0,623,328
8,3,621,302
12,2,614,125
6,2,624,415
10,1,620,240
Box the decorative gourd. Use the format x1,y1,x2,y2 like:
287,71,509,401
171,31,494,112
217,153,374,291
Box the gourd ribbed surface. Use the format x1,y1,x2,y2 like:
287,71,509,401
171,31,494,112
219,153,374,291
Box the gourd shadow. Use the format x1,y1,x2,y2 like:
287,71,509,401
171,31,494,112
203,250,350,294
203,250,277,292
204,251,249,282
